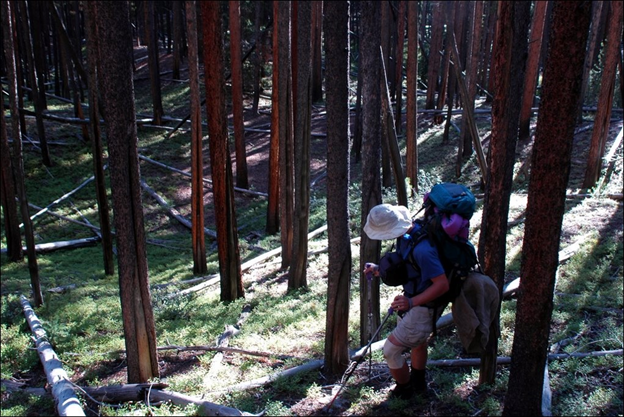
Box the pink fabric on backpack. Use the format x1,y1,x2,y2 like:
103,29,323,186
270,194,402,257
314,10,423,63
441,213,469,240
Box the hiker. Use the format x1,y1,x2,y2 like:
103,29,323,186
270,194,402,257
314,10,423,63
363,202,448,400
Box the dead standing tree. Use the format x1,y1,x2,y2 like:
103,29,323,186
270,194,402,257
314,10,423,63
503,2,592,415
201,1,244,302
93,0,159,383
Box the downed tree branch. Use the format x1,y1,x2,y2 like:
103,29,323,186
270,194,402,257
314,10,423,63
140,179,217,238
20,295,86,416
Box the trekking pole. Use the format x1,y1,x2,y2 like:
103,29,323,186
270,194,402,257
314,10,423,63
324,306,395,411
366,269,373,378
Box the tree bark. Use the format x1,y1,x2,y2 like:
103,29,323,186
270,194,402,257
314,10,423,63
186,0,207,275
266,1,281,236
201,1,244,302
289,1,312,291
503,2,591,415
0,95,23,262
359,0,382,347
458,0,484,158
144,0,163,125
3,0,43,307
425,1,444,109
582,1,623,190
18,1,51,167
274,1,294,269
577,1,605,124
84,1,115,276
93,0,159,383
478,0,530,385
172,0,183,80
405,1,419,195
229,1,249,190
518,0,549,142
323,0,351,378
311,1,323,103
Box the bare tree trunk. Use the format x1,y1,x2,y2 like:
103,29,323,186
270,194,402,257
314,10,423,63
359,0,382,347
172,0,182,80
0,93,23,262
84,1,115,276
289,1,312,291
425,1,444,109
266,1,281,235
459,0,483,158
405,0,418,195
186,0,207,275
518,0,548,142
201,1,244,302
577,1,605,124
582,1,623,190
229,1,249,190
311,1,323,102
18,1,52,167
323,0,351,377
276,1,294,269
394,1,406,134
3,0,43,307
94,0,159,383
478,0,530,385
503,2,591,415
144,0,163,125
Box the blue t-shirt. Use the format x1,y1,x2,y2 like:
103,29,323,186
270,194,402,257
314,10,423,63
396,222,445,297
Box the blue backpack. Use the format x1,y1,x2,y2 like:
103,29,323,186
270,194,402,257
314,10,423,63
378,183,479,306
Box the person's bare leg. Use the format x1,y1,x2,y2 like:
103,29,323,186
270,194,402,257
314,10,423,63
388,334,410,384
411,342,428,370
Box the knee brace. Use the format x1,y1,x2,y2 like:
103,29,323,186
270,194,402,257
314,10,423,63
383,339,406,369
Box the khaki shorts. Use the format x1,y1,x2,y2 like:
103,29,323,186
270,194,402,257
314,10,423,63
390,306,435,347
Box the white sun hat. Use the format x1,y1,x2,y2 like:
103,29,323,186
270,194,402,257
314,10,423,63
363,204,412,240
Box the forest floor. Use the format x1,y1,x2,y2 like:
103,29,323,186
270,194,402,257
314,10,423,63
1,49,623,416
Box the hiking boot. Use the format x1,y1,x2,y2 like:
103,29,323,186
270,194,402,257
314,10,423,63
390,382,413,400
410,368,427,393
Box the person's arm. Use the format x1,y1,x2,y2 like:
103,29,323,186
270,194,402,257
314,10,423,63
391,274,449,312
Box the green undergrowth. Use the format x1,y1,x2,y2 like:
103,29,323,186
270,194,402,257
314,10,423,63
2,89,623,416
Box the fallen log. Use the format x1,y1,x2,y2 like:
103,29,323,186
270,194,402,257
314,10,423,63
139,154,268,198
21,168,106,227
1,236,100,255
209,359,324,394
146,389,260,416
164,225,329,297
140,179,217,238
153,345,293,360
20,295,86,416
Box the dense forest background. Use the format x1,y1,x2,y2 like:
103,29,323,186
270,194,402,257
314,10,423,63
1,1,622,416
